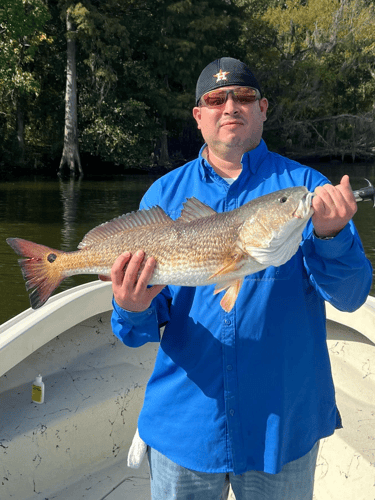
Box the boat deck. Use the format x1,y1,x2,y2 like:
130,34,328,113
0,283,374,500
46,457,152,500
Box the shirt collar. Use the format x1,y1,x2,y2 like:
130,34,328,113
198,144,221,183
198,144,211,181
241,139,268,174
198,139,268,180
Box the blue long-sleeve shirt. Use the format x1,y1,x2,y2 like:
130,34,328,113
111,139,372,475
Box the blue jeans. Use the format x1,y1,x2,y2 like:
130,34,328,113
148,442,319,500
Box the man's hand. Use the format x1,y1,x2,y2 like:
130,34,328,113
312,175,357,238
99,250,165,312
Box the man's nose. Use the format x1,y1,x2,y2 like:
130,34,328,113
223,93,239,113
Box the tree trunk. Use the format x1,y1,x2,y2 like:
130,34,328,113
159,117,170,167
157,75,170,167
16,94,25,165
58,9,83,178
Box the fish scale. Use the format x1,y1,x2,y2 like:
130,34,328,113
7,187,314,312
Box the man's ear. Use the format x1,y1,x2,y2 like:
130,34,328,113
259,98,268,121
193,106,202,130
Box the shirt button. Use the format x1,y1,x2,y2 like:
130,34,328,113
229,409,235,416
227,365,233,371
224,319,231,325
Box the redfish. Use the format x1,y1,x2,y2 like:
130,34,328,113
7,187,314,312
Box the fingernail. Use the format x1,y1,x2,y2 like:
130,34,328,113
136,250,144,257
122,251,130,258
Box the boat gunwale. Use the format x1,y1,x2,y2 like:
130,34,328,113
0,280,374,379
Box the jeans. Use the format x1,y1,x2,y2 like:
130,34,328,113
148,442,319,500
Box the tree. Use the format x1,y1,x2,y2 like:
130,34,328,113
2,0,373,173
58,4,83,177
0,0,50,165
257,0,375,159
127,0,244,166
71,0,152,169
71,0,244,169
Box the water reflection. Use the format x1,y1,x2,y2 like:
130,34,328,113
59,178,82,251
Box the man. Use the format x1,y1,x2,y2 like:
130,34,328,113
107,58,372,499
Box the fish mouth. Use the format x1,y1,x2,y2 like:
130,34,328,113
293,192,315,219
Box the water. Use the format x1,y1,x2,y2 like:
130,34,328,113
1,165,375,326
0,175,156,325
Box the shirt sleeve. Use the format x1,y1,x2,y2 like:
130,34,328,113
111,286,172,347
302,220,373,312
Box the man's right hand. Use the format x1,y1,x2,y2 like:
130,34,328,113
99,250,165,312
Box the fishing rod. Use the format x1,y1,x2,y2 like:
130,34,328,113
353,179,375,207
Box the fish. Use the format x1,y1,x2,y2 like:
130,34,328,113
6,187,314,313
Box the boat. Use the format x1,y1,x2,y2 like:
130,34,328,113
0,281,374,500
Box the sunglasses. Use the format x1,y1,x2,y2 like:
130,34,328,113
200,87,261,107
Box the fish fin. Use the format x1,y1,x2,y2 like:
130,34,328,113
217,279,243,312
213,278,239,294
78,206,173,249
178,197,216,223
208,249,246,279
6,238,65,309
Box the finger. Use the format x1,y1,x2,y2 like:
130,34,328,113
334,176,351,199
134,256,158,293
111,252,131,287
124,250,146,286
337,175,357,209
340,174,350,189
98,275,112,282
146,284,165,302
315,183,348,213
312,190,326,213
313,185,336,213
326,177,356,215
325,183,346,208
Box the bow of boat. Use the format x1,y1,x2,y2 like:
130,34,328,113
0,283,374,499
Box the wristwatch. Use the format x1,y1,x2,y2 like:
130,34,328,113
313,230,335,240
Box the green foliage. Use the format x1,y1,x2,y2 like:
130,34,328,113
256,0,375,158
74,0,244,168
80,96,157,167
0,0,51,94
1,0,375,172
0,0,53,166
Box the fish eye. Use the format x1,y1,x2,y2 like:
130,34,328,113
279,196,288,203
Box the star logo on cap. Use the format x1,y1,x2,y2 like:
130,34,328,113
213,70,229,83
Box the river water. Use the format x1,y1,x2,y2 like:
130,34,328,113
1,164,375,326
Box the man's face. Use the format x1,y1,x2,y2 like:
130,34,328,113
192,86,268,158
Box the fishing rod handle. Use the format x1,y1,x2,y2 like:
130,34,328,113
352,179,375,207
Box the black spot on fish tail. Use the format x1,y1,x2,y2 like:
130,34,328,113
47,253,57,263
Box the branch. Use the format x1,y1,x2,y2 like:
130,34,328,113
309,123,331,148
265,113,373,131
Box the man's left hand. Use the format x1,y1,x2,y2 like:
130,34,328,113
312,175,357,238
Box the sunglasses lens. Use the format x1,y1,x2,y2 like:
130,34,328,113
203,91,226,107
235,90,257,104
202,88,259,107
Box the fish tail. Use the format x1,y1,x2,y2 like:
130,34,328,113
6,238,66,309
